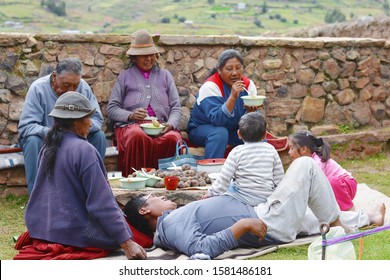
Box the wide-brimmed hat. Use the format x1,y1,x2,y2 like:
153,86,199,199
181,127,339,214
126,29,159,56
49,91,96,119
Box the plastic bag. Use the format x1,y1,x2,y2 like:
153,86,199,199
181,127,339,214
308,226,356,260
158,140,203,170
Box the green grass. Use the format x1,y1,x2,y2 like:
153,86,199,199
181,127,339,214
0,0,388,35
0,195,28,260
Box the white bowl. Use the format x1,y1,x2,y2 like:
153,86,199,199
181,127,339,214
108,176,124,187
196,158,226,173
119,177,148,190
135,172,162,187
107,171,124,187
140,123,165,136
241,95,266,107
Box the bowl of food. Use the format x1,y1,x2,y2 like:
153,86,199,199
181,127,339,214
196,158,226,173
119,177,148,190
135,172,162,187
241,95,266,107
140,123,165,136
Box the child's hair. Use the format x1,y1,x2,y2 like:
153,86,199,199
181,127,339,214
289,130,331,162
238,112,267,142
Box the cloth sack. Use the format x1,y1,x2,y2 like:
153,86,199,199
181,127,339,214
158,140,203,170
307,226,356,260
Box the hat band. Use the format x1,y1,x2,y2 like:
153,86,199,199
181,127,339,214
131,43,155,48
54,104,91,113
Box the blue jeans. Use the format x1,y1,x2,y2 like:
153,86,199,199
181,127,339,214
187,124,243,158
20,130,106,195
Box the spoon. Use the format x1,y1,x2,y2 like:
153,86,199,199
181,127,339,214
152,119,160,127
243,87,255,96
141,168,149,177
131,167,139,173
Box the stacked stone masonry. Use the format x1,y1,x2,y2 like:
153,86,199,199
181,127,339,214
285,16,390,39
1,33,389,145
1,33,390,195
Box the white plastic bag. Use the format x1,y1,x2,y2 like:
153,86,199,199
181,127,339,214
308,226,356,260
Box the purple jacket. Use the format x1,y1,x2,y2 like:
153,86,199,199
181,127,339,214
25,132,132,249
107,66,181,128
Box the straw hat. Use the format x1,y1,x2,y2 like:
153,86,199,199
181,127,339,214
126,29,159,56
49,91,96,119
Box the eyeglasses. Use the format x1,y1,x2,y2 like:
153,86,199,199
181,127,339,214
140,193,155,208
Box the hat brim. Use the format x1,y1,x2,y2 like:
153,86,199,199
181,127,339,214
126,46,159,56
49,108,96,119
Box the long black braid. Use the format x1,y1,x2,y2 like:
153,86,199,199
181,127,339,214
42,118,74,177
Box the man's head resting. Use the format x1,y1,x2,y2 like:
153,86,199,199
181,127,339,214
124,194,177,236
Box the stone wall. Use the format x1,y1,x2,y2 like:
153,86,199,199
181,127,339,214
285,16,390,39
1,33,390,146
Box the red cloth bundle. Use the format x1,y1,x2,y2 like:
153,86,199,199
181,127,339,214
13,231,111,260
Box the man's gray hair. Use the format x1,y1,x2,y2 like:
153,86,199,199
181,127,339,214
55,58,83,76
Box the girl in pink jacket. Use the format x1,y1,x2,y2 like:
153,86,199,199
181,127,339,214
288,130,357,211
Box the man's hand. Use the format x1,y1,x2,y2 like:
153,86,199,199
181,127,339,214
120,239,147,260
231,218,267,241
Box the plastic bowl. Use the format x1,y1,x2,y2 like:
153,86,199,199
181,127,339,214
107,171,124,187
140,123,165,136
135,172,162,187
119,177,148,190
196,158,226,173
241,95,266,107
108,176,124,187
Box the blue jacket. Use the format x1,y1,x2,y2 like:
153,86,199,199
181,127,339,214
187,73,257,133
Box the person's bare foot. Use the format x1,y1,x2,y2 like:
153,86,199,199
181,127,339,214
368,203,386,226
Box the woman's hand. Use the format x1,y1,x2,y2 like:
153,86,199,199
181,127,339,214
120,239,147,260
161,123,173,134
244,105,263,112
230,80,246,98
226,80,246,112
128,108,148,121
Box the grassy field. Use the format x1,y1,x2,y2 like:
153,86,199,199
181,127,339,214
0,0,388,35
0,150,389,260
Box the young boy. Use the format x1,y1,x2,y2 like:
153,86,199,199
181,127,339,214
203,112,284,206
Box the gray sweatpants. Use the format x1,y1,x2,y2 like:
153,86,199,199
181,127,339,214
255,156,341,242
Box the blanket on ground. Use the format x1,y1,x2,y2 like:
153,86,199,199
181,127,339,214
102,183,390,260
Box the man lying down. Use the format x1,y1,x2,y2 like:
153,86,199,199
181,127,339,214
124,157,386,259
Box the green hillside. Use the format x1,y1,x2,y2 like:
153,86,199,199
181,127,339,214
0,0,388,35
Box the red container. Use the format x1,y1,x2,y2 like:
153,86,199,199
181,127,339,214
164,176,179,191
